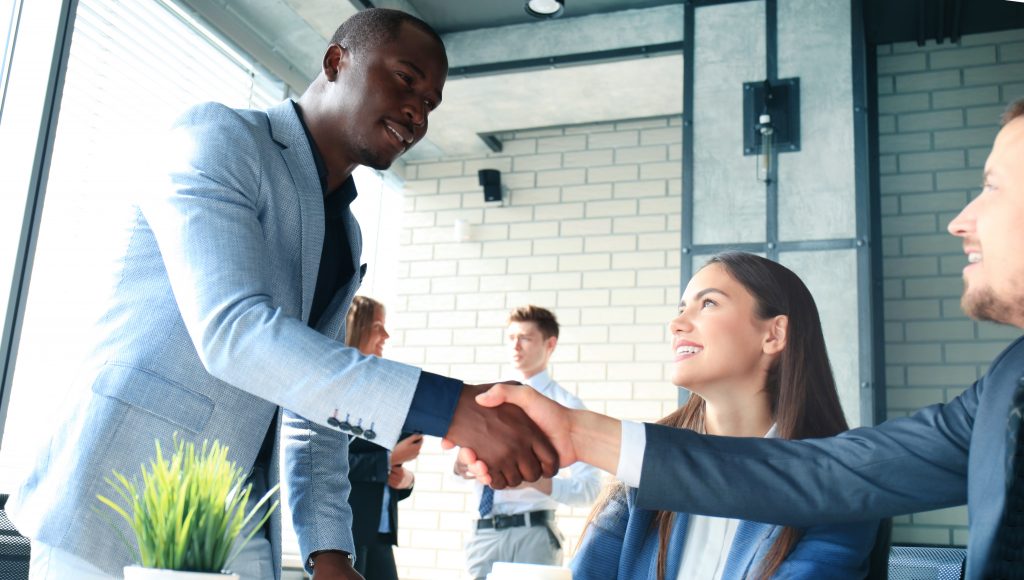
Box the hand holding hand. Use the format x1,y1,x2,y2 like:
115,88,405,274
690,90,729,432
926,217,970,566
449,384,622,483
443,383,558,489
391,433,424,465
475,383,578,466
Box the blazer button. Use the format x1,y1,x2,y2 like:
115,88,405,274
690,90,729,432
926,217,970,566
1018,376,1024,387
364,429,376,440
351,423,364,436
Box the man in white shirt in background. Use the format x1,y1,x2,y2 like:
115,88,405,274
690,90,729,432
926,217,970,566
454,305,602,579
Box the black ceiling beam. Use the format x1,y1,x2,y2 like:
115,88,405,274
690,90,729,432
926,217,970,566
868,0,1023,46
447,41,683,79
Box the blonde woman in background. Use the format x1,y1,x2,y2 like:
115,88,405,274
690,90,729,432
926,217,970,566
345,296,423,580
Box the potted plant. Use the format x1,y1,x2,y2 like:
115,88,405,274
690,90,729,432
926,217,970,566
97,436,279,579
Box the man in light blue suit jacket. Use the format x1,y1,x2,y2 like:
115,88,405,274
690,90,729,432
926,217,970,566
465,100,1024,579
9,9,555,580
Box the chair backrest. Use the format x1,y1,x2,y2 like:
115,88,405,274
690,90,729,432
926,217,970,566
867,518,894,579
887,544,967,580
0,494,31,580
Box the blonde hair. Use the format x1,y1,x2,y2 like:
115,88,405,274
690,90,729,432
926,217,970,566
345,295,384,350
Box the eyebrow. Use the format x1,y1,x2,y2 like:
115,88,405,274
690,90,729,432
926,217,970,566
399,59,443,102
678,287,729,308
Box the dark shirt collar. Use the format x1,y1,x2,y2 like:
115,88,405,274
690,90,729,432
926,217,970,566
291,100,358,206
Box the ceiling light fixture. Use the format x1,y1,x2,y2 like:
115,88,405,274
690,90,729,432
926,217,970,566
525,0,564,19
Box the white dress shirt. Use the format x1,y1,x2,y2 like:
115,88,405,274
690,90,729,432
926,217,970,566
472,370,602,515
675,424,778,580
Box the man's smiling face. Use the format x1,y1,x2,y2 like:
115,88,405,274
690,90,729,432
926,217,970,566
320,21,446,170
948,115,1024,327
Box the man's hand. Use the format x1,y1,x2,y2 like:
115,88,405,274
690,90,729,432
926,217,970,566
471,383,623,476
391,433,423,465
511,477,553,495
443,383,559,489
388,464,414,489
310,551,363,579
476,383,577,465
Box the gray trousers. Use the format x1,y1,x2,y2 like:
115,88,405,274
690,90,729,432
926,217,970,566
465,522,564,580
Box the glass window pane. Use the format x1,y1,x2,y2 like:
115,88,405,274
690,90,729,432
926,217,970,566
0,0,283,490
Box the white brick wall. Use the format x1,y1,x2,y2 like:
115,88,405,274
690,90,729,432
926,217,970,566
388,116,682,578
879,28,1024,547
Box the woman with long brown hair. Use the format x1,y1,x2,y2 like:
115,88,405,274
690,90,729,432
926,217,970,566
570,252,879,579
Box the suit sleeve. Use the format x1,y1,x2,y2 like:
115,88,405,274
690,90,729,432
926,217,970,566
570,488,630,580
636,378,978,525
771,520,879,579
282,413,355,563
140,103,420,449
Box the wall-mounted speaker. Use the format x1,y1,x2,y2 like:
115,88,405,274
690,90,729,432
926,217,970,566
478,169,502,202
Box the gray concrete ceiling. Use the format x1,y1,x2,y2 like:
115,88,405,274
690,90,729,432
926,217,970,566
177,0,684,159
406,0,684,34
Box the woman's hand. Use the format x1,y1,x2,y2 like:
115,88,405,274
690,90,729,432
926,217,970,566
391,433,424,465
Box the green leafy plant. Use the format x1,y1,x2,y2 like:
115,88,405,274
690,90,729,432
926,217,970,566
97,436,280,573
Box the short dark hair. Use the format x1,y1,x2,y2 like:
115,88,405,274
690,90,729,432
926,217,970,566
507,305,559,340
329,8,446,64
1003,98,1024,126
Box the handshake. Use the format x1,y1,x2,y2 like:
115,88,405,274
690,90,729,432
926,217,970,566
443,382,620,488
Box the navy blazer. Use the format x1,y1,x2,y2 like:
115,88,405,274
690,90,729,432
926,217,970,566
347,434,413,547
633,337,1024,579
572,487,877,579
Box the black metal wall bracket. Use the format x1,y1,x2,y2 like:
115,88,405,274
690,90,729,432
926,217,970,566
743,77,801,155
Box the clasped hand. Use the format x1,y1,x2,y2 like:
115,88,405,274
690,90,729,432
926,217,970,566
443,383,577,487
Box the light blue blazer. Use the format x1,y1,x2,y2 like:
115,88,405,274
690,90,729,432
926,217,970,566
572,487,877,579
9,101,422,576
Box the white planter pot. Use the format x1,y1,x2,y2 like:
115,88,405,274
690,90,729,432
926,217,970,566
123,566,240,580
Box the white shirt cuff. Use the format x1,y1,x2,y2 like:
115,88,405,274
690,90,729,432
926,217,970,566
615,420,646,488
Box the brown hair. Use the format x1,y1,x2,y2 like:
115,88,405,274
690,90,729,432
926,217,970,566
581,252,850,580
345,295,384,351
1002,98,1024,126
507,305,559,340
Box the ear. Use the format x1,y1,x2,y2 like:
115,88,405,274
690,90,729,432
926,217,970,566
545,336,558,356
762,315,788,356
322,44,347,81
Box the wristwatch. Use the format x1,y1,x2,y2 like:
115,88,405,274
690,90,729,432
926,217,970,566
307,549,353,570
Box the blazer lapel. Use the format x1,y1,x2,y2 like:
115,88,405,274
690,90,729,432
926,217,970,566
663,512,690,579
266,101,323,322
723,520,776,579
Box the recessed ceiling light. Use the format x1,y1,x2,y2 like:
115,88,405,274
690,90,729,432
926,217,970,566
525,0,564,19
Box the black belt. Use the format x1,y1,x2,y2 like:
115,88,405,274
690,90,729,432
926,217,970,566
476,510,554,530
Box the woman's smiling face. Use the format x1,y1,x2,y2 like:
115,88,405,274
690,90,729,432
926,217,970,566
669,263,777,395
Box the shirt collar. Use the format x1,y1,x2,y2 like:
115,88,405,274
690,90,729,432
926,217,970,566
291,100,358,205
523,369,552,393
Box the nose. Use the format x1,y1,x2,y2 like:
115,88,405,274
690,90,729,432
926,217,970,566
382,327,390,340
947,196,978,238
404,100,426,129
669,308,693,334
